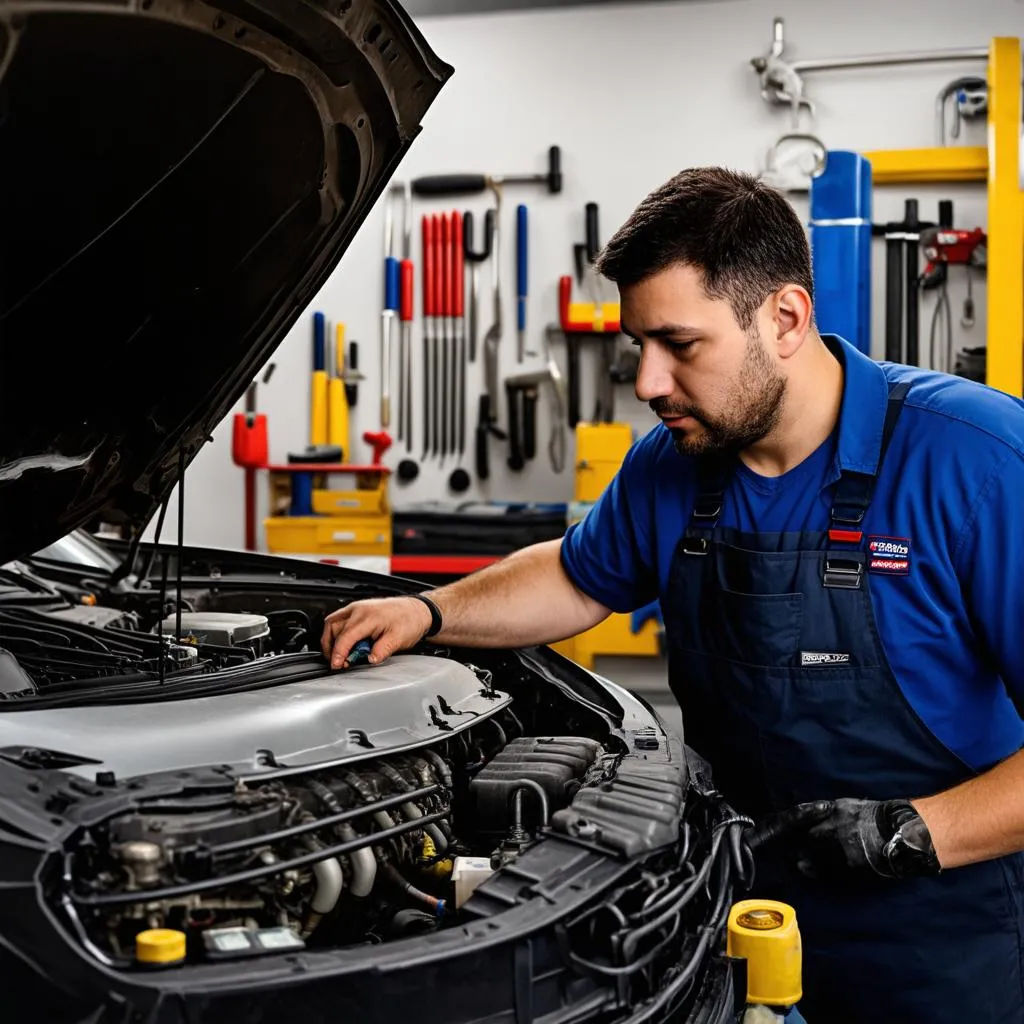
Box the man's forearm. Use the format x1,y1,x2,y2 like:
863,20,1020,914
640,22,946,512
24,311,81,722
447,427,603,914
912,747,1024,869
425,539,610,648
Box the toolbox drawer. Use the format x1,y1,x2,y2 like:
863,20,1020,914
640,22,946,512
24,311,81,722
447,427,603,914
311,488,386,515
264,515,391,555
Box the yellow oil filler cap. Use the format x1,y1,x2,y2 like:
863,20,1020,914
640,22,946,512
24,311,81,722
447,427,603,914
727,900,802,1007
135,928,186,967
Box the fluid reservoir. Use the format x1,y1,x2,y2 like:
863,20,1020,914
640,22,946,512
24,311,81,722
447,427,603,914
727,899,802,1009
135,928,186,967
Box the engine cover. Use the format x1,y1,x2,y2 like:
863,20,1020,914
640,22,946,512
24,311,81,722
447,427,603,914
0,655,509,780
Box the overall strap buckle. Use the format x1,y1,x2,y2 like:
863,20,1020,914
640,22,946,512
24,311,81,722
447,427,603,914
823,556,863,589
821,381,911,590
681,534,710,556
682,457,734,557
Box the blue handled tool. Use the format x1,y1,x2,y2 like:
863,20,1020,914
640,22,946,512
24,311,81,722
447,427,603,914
516,204,535,361
381,203,399,429
348,638,374,667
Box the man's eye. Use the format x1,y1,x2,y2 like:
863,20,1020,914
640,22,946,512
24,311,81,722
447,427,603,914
667,340,696,353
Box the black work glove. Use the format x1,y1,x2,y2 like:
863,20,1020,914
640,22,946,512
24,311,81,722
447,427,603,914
749,798,941,881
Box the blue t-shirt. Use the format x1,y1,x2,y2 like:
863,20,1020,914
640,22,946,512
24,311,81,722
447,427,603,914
561,335,1024,773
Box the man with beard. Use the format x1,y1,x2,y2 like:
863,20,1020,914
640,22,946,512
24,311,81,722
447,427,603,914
323,167,1024,1022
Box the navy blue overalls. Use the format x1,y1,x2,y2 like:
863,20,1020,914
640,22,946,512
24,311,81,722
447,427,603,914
664,382,1024,1022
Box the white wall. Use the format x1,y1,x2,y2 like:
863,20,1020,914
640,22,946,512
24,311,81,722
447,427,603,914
154,0,1021,550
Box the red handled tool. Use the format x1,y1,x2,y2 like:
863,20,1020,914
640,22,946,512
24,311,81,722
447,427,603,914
421,215,435,460
440,212,452,463
430,214,442,459
232,364,275,551
362,430,393,466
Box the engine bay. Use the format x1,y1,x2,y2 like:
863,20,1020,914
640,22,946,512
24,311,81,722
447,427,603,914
0,551,645,970
0,545,750,1024
67,718,610,966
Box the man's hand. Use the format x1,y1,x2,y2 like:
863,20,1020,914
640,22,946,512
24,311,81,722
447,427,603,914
321,596,433,669
751,798,941,881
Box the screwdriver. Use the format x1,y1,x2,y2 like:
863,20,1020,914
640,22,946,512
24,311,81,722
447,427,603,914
399,199,414,453
381,205,399,429
421,215,435,460
440,212,452,463
453,211,466,457
430,214,442,459
328,322,349,458
516,203,533,362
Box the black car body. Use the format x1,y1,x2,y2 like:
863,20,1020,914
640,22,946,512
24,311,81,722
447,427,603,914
0,2,754,1021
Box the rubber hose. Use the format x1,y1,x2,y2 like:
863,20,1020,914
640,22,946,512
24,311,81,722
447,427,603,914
383,863,446,917
379,763,448,853
422,748,452,789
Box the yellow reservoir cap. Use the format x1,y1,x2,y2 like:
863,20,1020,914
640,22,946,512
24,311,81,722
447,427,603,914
727,899,802,1007
135,928,186,966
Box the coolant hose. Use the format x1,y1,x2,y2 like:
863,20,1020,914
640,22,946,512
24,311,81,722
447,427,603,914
379,763,448,854
422,748,453,789
383,863,446,918
340,772,399,832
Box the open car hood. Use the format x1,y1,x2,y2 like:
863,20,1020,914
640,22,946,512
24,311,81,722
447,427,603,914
0,0,451,563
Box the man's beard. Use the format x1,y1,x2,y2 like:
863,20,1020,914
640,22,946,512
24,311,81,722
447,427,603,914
651,330,786,458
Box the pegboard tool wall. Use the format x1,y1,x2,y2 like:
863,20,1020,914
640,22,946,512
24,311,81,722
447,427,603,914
153,0,1020,549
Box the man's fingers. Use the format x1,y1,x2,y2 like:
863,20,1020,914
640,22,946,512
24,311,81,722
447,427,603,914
369,633,395,665
747,800,835,850
330,619,373,669
321,607,352,659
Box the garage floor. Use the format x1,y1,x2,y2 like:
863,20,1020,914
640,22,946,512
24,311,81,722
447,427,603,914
592,655,683,742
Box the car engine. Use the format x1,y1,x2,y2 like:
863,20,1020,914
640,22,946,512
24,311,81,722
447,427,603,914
69,717,607,963
0,555,751,1023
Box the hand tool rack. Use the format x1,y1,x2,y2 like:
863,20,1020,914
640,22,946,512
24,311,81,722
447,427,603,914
754,22,1022,397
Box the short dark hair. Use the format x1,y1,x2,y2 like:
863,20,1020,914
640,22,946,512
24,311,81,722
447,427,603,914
595,167,813,329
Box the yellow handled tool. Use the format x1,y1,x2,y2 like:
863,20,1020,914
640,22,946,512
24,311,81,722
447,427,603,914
328,322,350,458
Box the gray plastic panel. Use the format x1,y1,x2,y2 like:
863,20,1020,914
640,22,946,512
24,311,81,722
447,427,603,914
0,655,508,781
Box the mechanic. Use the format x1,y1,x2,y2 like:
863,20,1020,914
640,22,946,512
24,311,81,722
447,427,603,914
323,167,1024,1023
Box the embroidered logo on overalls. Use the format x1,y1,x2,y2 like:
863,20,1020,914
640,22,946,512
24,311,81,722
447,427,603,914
800,651,851,666
868,536,911,575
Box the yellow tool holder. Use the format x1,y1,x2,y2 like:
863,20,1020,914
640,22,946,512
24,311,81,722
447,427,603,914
263,463,391,557
863,36,1023,397
551,423,663,670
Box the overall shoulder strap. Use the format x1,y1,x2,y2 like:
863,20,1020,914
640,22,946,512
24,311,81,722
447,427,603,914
681,456,735,556
824,381,911,588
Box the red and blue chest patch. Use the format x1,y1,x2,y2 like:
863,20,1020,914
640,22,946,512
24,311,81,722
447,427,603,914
867,535,911,575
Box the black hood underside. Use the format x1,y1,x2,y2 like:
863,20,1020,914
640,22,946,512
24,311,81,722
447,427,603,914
0,0,451,563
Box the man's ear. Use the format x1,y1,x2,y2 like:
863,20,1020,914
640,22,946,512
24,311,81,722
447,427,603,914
771,284,813,359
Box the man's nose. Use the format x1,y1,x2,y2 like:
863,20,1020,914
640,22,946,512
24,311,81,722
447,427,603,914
634,344,675,403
